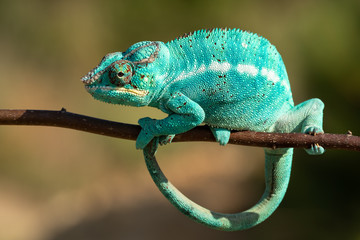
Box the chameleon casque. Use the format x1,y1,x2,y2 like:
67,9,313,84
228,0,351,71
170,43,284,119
82,28,324,231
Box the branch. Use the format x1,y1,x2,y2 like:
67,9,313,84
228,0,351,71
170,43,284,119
0,109,359,151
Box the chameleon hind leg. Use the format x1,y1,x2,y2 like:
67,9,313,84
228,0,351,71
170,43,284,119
271,98,325,155
144,138,293,231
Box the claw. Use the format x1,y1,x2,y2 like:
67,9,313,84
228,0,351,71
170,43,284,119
305,142,325,155
304,127,325,155
159,134,175,145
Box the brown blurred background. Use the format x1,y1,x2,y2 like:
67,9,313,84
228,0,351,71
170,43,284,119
0,0,359,239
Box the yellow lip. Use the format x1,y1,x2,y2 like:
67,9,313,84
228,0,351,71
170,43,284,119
85,86,149,97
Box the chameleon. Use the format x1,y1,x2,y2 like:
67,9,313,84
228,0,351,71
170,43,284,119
81,28,325,231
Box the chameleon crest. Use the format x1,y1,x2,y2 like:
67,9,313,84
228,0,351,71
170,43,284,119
82,28,324,231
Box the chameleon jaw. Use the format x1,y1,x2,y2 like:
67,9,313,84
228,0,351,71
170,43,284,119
85,85,149,97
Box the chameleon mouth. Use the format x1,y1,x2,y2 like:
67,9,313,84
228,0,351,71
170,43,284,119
85,85,149,97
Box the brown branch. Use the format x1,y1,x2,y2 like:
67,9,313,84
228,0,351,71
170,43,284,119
0,109,359,151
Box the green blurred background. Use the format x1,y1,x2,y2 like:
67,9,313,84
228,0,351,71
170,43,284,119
0,0,359,239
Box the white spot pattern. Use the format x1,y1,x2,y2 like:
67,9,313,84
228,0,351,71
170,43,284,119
173,64,206,82
236,64,259,76
169,61,290,93
281,80,291,92
260,68,280,83
209,61,231,72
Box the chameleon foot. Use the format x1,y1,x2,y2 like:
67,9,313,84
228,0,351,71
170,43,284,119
304,126,325,155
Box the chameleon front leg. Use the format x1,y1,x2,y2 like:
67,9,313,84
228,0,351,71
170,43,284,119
136,91,205,149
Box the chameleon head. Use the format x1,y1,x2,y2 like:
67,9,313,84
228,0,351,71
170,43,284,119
81,41,169,107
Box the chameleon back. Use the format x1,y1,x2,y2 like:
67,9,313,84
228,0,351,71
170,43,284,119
163,29,294,131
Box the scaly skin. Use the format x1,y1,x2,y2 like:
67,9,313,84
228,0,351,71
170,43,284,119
82,28,325,230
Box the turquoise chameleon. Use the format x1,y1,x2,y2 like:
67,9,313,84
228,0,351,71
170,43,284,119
81,28,325,231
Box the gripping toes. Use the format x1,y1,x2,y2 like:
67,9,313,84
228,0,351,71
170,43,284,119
305,143,324,155
136,131,155,150
137,117,175,149
210,127,231,146
136,117,156,149
304,126,325,155
159,134,175,146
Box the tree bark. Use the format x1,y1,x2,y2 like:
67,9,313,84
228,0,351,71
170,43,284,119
0,109,358,151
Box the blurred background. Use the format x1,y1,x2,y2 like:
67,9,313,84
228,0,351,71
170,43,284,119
0,0,359,239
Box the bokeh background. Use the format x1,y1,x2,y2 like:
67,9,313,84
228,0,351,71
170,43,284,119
0,0,359,239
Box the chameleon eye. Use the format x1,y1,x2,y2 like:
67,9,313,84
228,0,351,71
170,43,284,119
117,72,125,78
108,61,133,87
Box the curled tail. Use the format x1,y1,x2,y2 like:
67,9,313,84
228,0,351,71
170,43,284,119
143,139,293,231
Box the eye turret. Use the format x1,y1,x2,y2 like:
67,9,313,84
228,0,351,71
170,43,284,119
108,60,134,87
